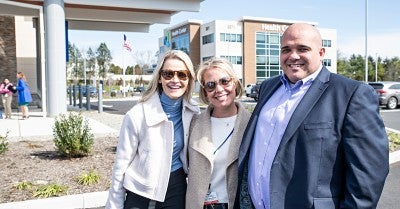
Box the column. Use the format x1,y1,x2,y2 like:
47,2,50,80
44,0,67,116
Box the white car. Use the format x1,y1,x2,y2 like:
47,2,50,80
245,84,256,97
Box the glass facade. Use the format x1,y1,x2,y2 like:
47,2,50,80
171,33,190,54
255,32,282,81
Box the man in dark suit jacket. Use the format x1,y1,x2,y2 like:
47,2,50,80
235,23,389,209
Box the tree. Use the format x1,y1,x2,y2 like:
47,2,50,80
67,42,83,83
336,52,400,82
337,54,365,81
348,54,366,81
383,57,400,81
134,64,142,75
337,52,354,79
85,47,97,83
125,66,134,75
96,43,112,81
133,50,157,69
109,64,123,74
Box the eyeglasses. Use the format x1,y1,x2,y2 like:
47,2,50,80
160,70,189,81
202,77,233,92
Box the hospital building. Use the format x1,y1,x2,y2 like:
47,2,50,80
159,16,337,87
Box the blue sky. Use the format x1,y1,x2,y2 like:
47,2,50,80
68,0,400,67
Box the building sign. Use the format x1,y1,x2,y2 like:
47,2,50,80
261,23,288,33
171,25,188,38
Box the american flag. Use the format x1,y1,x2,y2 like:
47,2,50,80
123,34,132,52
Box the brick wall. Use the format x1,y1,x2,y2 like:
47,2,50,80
0,16,19,108
0,16,17,83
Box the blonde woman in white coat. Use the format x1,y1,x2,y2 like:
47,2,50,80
106,50,200,209
186,58,251,209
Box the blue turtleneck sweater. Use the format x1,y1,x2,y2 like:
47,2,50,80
160,92,184,172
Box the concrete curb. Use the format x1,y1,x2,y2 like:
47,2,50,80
389,150,400,164
0,191,108,209
386,127,400,164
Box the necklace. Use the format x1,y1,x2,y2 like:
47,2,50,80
211,115,237,128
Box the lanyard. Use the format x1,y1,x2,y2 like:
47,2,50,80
213,129,234,155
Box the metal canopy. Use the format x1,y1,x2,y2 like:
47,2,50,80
0,0,203,31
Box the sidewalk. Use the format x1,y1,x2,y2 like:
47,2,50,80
0,112,119,142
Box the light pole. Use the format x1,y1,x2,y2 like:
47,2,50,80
364,0,368,83
375,53,378,82
82,48,87,86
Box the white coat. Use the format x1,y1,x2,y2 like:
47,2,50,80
106,93,199,209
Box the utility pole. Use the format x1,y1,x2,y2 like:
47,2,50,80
364,0,369,83
375,53,378,82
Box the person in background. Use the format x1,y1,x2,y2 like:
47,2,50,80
14,72,32,120
0,78,15,119
186,58,251,209
106,50,200,209
235,23,389,209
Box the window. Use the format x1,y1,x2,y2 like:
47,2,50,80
255,32,283,80
237,34,242,42
220,33,242,42
390,84,400,89
322,39,331,47
202,33,215,45
323,59,331,67
220,55,243,64
171,34,190,54
220,33,225,42
202,56,214,62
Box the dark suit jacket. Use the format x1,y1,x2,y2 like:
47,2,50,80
235,67,389,209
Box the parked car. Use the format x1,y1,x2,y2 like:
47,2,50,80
134,86,145,92
81,85,97,97
245,84,256,97
249,83,261,101
369,81,400,109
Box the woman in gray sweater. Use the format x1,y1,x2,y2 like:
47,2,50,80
186,58,251,209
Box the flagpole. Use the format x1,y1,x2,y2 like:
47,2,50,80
123,34,134,97
122,35,126,97
123,54,126,98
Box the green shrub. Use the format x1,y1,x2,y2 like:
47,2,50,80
14,180,34,190
53,112,94,158
33,183,68,198
0,131,9,154
76,170,101,185
110,91,116,97
388,130,400,152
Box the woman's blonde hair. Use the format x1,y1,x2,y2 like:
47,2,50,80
140,50,196,103
17,72,27,81
196,57,244,104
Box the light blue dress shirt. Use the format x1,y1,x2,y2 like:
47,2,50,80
248,67,321,209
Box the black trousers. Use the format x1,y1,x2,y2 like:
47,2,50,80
123,168,187,209
204,203,228,209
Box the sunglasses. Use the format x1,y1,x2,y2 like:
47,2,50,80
160,70,189,81
202,77,233,92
